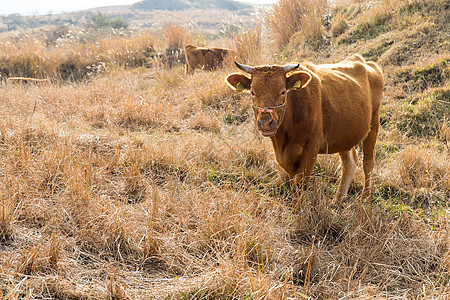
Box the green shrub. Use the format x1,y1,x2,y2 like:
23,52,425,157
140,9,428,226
85,12,128,29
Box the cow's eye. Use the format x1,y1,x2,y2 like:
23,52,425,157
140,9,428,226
281,90,286,96
251,91,255,96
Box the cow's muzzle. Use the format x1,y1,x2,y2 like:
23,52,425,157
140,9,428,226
256,109,277,136
253,101,287,137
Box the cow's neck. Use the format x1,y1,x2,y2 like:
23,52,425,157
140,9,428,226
269,95,322,174
269,111,304,174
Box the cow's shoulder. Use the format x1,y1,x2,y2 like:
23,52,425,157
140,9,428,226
341,53,366,63
311,61,369,85
185,44,196,51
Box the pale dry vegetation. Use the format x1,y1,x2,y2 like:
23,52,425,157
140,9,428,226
1,0,449,298
0,30,156,81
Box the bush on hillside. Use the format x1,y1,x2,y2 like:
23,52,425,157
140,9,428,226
85,12,128,30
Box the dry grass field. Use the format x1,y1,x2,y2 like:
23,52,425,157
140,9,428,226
0,0,449,298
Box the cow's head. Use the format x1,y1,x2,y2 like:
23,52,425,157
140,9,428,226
225,62,312,137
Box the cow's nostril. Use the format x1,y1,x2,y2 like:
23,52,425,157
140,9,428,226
261,118,274,125
258,113,274,124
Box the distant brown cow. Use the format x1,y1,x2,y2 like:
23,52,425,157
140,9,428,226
184,44,233,74
7,77,50,85
225,54,384,208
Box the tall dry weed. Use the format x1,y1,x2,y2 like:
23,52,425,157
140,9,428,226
330,11,349,37
17,235,64,275
397,147,449,191
163,24,190,50
229,23,262,64
265,0,328,51
0,190,15,242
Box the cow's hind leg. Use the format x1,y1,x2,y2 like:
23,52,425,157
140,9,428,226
333,147,358,205
361,119,379,201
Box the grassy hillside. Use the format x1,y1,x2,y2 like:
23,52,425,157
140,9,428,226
0,0,449,298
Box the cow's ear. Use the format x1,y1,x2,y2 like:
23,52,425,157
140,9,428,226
225,73,251,92
286,71,311,90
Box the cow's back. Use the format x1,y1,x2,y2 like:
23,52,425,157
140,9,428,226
302,61,376,153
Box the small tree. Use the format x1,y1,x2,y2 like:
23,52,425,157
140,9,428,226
3,14,24,31
109,17,128,29
85,12,128,30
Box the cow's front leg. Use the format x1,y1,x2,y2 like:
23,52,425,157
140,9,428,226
288,149,318,211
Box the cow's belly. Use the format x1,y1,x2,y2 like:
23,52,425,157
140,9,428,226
318,120,370,154
319,91,372,153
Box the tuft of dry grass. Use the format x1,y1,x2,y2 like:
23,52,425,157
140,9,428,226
16,234,63,275
229,23,263,64
265,0,328,52
187,111,222,133
0,192,15,242
379,146,449,203
330,11,349,38
163,24,191,50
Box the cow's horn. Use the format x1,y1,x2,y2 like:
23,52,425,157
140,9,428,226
235,61,253,74
283,64,300,73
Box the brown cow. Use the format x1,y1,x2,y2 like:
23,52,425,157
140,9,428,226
184,44,233,74
225,54,384,208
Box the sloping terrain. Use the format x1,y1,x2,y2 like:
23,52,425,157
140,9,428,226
291,0,449,146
